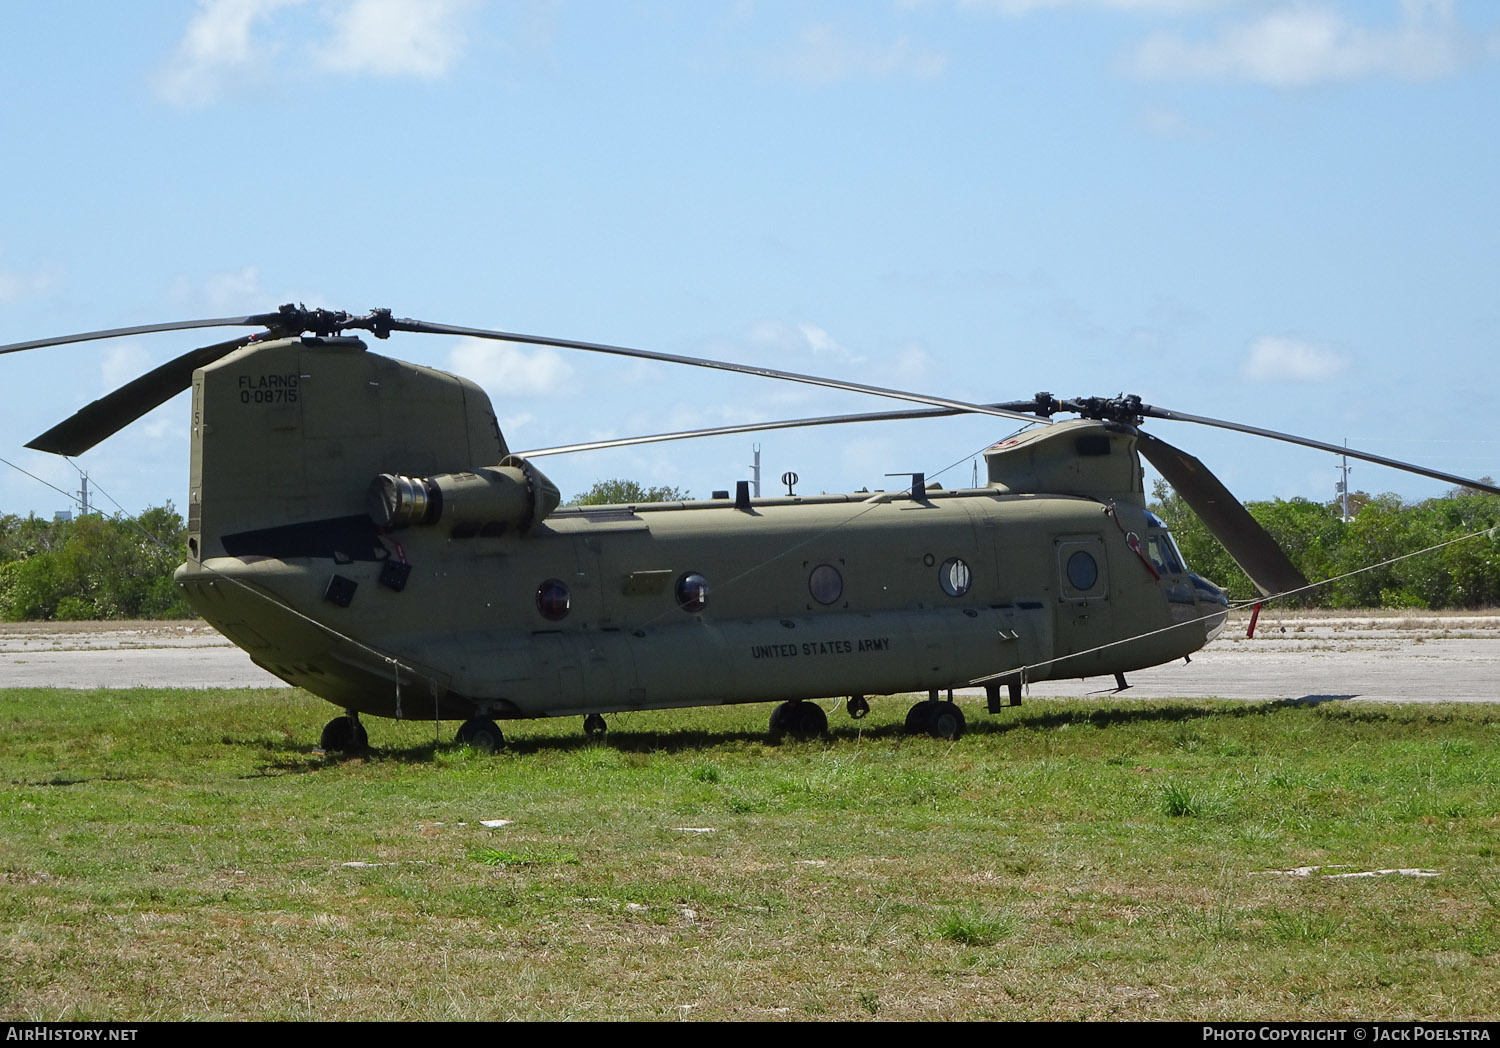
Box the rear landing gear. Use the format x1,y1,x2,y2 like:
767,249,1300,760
905,693,966,740
456,716,505,753
769,700,827,741
320,712,368,753
583,713,607,738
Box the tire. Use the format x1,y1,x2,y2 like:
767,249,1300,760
320,715,368,753
791,702,827,740
905,702,934,735
905,701,965,739
770,701,826,741
456,717,505,753
928,701,966,740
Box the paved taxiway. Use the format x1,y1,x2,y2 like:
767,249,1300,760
1,611,1495,703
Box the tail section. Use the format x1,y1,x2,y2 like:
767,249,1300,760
186,335,505,562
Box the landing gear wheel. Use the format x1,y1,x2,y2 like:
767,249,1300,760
905,701,965,740
583,713,607,738
904,702,934,735
320,714,368,753
928,700,965,740
847,696,870,720
769,701,828,741
456,716,505,753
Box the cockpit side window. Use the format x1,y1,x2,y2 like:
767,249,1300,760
1142,512,1189,574
1147,534,1185,575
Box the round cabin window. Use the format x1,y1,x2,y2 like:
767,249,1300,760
536,578,571,621
1066,550,1099,591
676,572,710,612
939,557,971,597
808,564,843,605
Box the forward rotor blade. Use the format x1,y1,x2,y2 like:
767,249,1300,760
519,401,1048,457
1139,403,1500,497
388,317,1049,425
27,335,253,456
0,314,280,356
1136,431,1309,598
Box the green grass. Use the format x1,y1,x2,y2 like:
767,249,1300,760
2,688,1499,1020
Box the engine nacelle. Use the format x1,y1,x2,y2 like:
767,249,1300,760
368,455,561,536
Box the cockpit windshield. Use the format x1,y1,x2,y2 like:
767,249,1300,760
1143,510,1188,575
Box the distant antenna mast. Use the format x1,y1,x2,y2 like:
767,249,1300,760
751,444,761,497
1335,440,1352,520
972,458,978,487
77,471,91,516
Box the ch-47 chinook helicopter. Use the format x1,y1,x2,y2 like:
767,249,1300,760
5,305,1496,752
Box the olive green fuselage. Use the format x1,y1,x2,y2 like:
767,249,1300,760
175,336,1226,722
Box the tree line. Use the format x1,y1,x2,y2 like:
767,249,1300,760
1,480,1497,621
0,506,193,621
1150,481,1500,608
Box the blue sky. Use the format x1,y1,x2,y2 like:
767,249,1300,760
2,0,1497,521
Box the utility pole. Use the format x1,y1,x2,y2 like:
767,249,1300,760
1335,440,1352,521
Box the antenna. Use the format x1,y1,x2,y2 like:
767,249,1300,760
77,471,91,516
751,443,761,497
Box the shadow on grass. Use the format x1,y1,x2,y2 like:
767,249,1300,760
974,694,1361,736
529,694,1376,751
22,772,144,787
247,739,449,775
249,724,847,767
242,692,1483,769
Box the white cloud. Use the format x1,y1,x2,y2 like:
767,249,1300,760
100,344,153,394
795,322,862,362
1138,105,1205,138
0,247,64,303
448,338,574,398
1131,2,1477,87
746,319,864,362
1240,335,1348,382
199,266,268,309
770,24,948,83
168,267,327,314
320,0,472,79
155,0,306,107
958,0,1238,13
886,342,936,384
155,0,472,107
141,400,190,444
498,411,535,438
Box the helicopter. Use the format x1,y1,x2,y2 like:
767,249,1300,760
5,304,1495,752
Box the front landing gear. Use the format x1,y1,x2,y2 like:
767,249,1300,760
769,700,828,741
905,692,966,740
456,716,505,753
320,712,369,753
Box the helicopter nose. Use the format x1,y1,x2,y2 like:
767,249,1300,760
1191,574,1230,641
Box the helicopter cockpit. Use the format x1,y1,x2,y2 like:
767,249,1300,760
1142,510,1188,576
1142,510,1229,640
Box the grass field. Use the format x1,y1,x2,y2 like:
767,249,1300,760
2,688,1498,1021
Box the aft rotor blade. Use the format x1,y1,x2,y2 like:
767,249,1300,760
520,401,1048,457
388,317,1049,425
0,313,280,356
1136,431,1309,598
27,335,253,456
1139,403,1500,497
